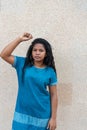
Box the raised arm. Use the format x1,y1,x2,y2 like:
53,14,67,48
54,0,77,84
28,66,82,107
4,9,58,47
0,32,33,65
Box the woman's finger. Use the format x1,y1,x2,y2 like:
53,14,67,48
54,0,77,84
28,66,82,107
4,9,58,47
29,34,33,39
50,125,56,130
47,122,50,129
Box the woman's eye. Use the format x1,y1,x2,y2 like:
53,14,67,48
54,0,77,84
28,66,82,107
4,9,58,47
39,49,44,52
33,49,44,52
33,49,37,51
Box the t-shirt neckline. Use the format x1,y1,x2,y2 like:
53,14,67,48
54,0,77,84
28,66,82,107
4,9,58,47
33,65,47,70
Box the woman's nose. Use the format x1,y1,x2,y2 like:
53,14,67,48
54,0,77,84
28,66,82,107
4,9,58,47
36,51,40,55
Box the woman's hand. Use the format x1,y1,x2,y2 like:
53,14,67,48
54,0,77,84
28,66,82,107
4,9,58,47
47,118,57,130
19,32,33,42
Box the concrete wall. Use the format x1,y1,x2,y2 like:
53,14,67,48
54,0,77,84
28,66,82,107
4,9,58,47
0,0,87,130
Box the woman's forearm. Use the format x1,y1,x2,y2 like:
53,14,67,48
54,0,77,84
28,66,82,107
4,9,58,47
51,94,58,119
0,37,22,58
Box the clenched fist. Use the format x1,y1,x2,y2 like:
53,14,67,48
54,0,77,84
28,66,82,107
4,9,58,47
19,32,33,42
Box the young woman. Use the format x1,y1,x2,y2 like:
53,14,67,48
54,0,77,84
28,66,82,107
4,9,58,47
0,32,58,130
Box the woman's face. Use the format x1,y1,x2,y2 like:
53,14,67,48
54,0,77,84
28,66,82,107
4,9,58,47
32,43,46,62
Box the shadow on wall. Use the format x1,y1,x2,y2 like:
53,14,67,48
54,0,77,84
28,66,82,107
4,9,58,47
56,55,73,106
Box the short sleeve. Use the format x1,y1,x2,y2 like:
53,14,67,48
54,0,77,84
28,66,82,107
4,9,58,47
49,68,58,86
12,56,17,68
12,56,25,69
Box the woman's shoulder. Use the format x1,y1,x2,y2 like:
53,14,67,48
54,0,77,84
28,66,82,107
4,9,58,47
47,66,55,71
46,66,56,74
12,56,26,68
14,55,26,59
14,56,26,62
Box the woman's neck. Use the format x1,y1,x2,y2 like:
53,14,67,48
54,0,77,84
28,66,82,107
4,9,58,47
34,61,46,68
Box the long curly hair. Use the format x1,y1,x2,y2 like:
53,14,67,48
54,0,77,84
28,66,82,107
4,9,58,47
22,38,57,80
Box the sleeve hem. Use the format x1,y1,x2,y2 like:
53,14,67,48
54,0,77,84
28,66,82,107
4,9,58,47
12,56,17,68
49,81,58,86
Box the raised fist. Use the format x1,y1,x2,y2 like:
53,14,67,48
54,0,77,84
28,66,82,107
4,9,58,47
20,32,33,42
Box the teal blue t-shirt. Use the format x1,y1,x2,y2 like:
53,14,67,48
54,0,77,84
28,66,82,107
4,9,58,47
12,56,58,129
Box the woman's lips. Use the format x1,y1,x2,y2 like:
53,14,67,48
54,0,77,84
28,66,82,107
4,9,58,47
34,56,40,59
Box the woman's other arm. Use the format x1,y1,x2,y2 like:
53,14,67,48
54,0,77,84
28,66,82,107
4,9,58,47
47,85,58,130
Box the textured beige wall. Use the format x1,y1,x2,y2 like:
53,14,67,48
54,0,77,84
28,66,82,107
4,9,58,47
0,0,87,130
